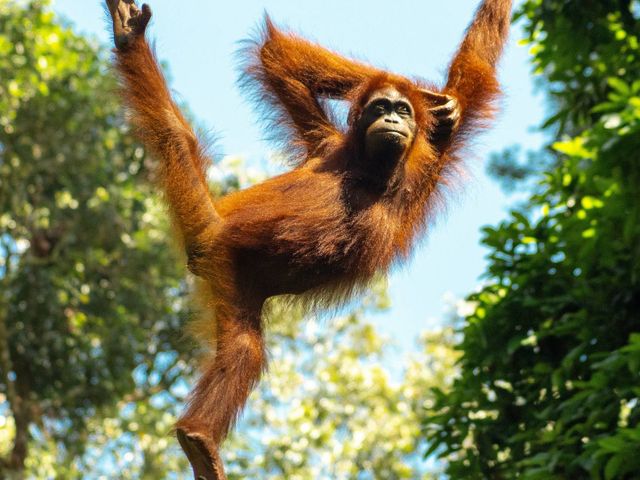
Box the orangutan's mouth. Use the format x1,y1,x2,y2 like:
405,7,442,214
374,129,407,138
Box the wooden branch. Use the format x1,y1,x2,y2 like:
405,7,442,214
0,238,30,472
0,238,19,421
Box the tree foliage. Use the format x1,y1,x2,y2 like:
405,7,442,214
0,0,191,474
424,1,640,479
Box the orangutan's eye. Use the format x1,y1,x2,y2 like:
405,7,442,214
396,103,412,116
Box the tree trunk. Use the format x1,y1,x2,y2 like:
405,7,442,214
0,246,30,476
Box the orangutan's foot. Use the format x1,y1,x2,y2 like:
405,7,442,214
176,429,227,480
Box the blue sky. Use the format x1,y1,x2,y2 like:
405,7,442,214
53,0,546,352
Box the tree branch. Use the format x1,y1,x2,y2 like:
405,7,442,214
0,237,30,472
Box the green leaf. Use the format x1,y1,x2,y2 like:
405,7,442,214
604,454,624,480
608,77,630,96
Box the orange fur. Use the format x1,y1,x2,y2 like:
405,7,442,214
111,0,512,475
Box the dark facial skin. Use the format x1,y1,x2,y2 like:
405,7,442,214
359,87,417,164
